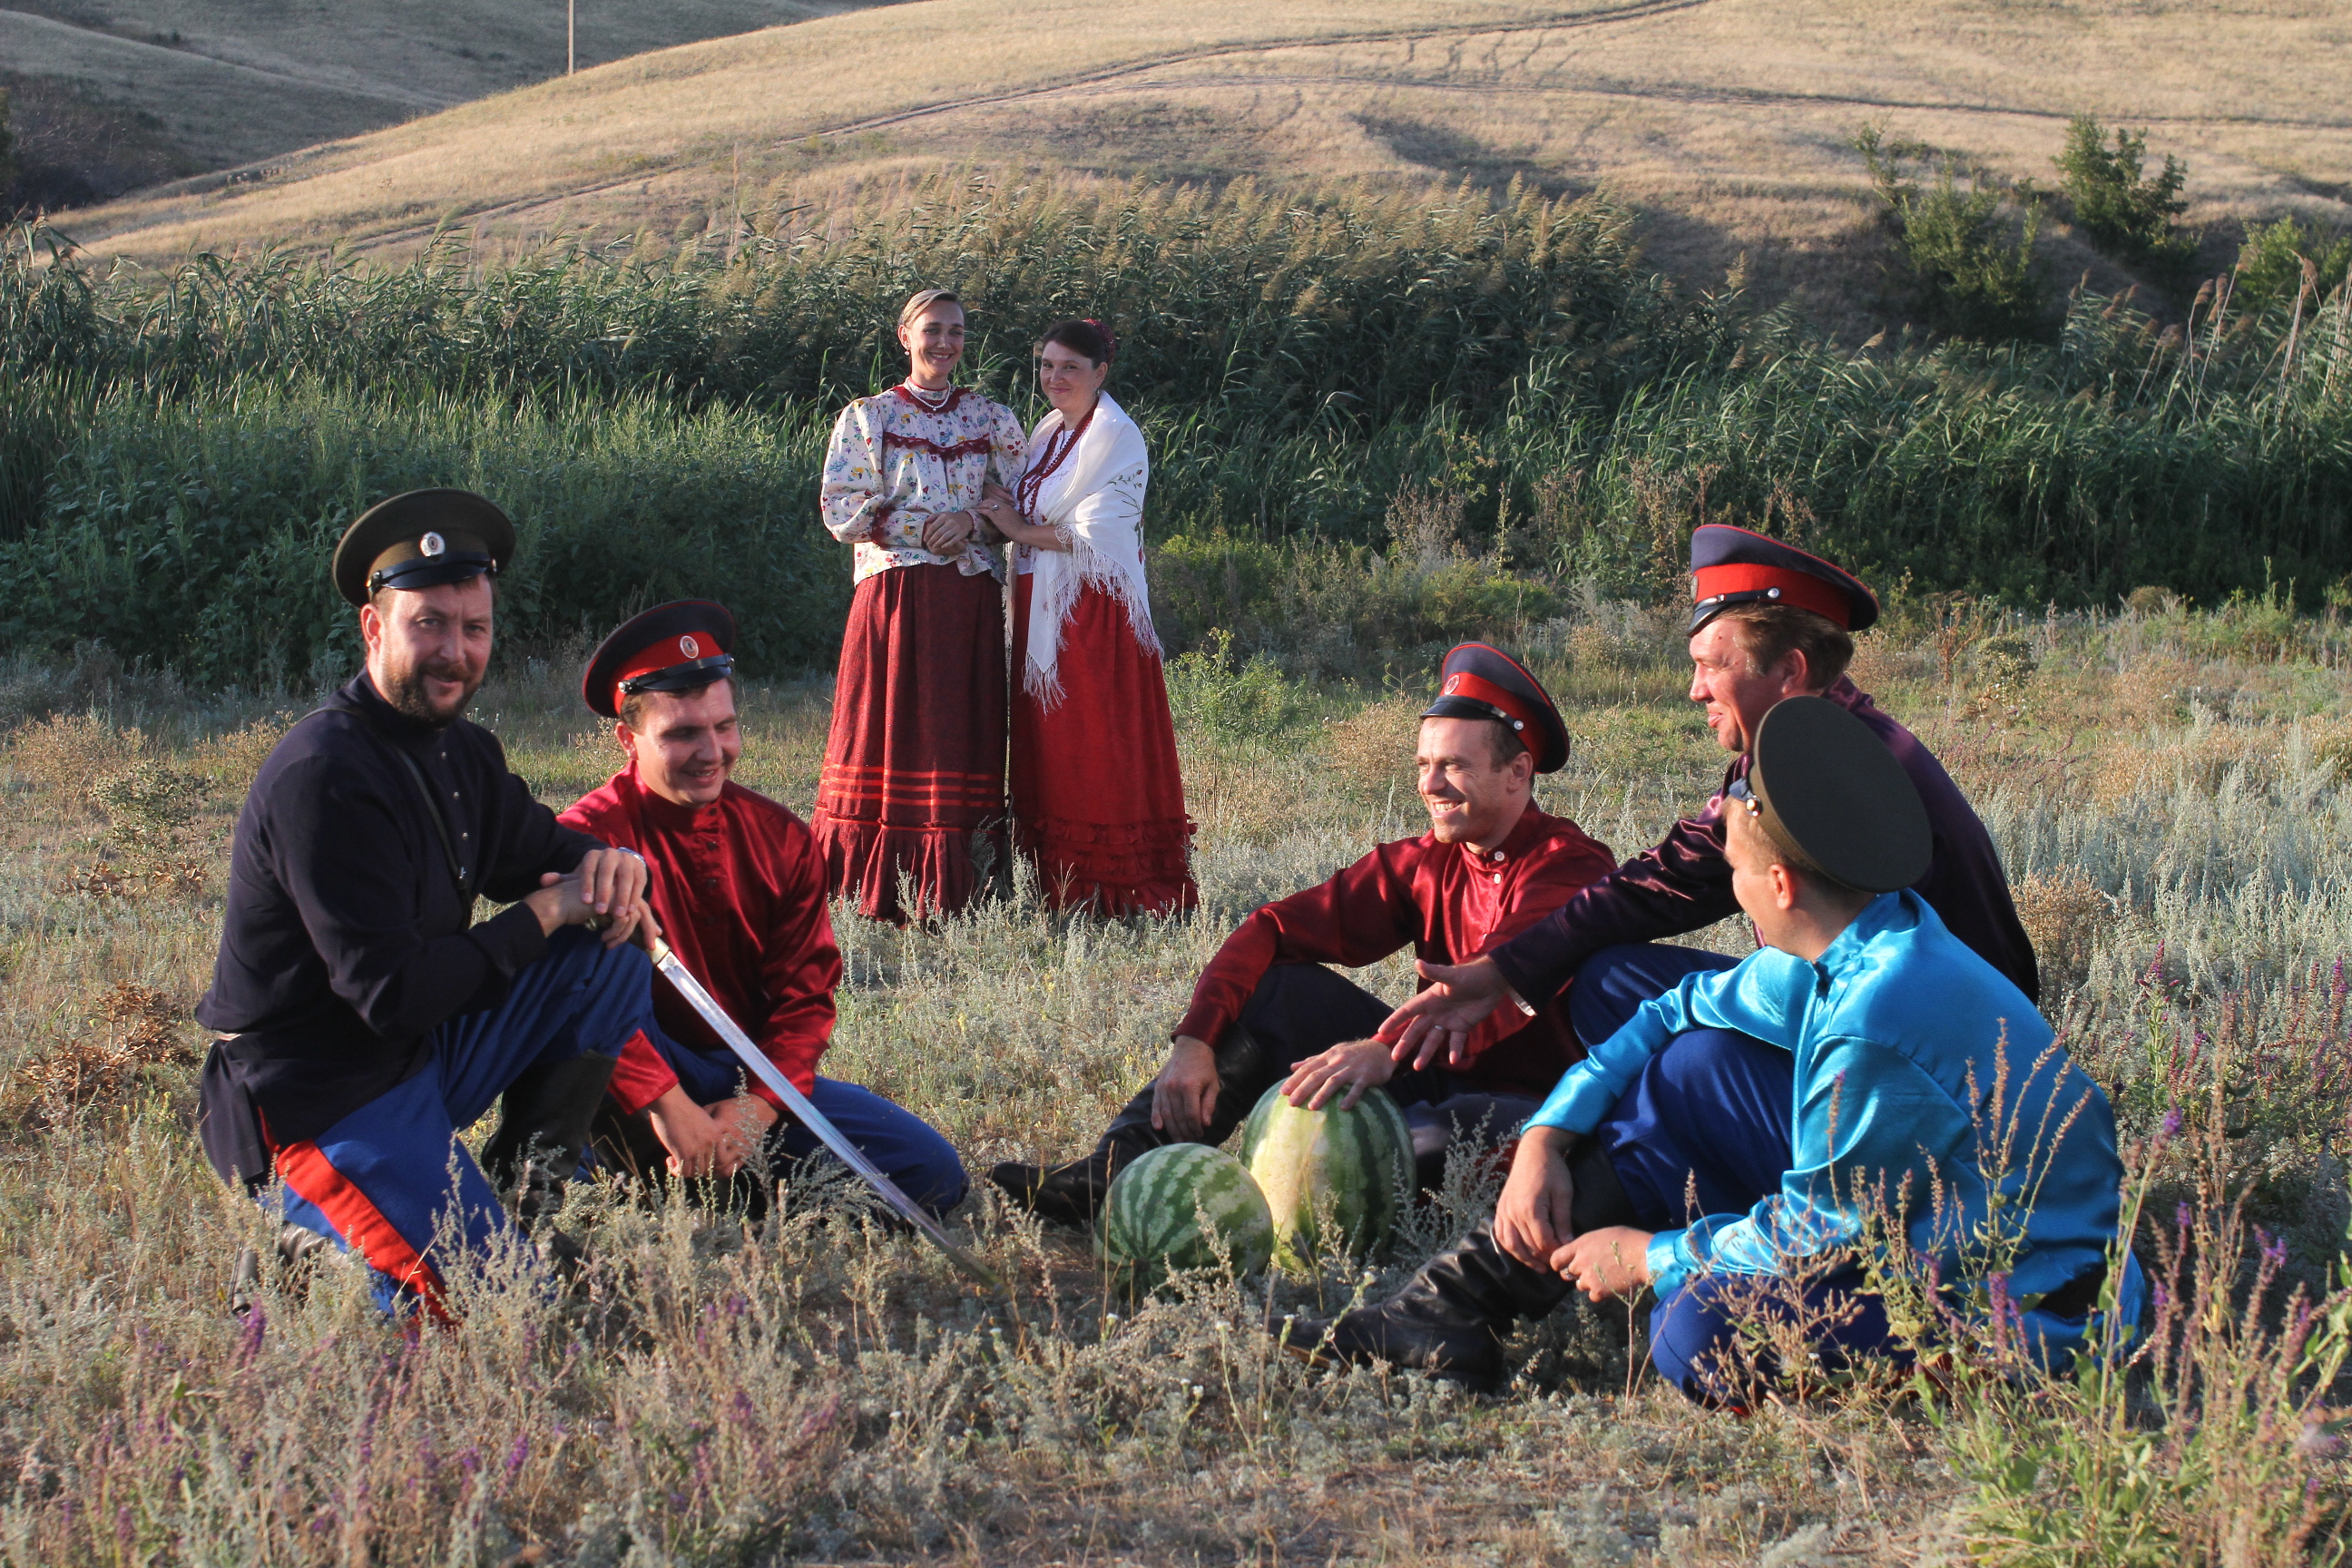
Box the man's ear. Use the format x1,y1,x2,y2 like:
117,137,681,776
615,721,637,761
1777,647,1813,698
358,603,382,657
1768,860,1802,912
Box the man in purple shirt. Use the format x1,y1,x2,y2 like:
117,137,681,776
1383,524,2035,1074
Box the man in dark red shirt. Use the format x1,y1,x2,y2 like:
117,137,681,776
991,644,1616,1226
560,603,965,1215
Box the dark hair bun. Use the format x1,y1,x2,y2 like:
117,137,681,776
1040,318,1115,365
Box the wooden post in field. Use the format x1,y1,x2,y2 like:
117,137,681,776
567,0,576,74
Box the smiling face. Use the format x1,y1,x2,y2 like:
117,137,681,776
1416,716,1534,848
898,301,967,388
620,680,741,809
360,576,494,728
1688,618,1808,756
1036,339,1108,422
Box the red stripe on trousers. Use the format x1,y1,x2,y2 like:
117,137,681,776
275,1140,455,1325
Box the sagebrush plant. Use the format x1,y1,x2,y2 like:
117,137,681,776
5,597,2352,1560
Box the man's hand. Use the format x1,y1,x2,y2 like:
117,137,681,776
646,1086,729,1178
526,848,650,947
921,509,975,554
1494,1124,1580,1270
1150,1034,1220,1139
1552,1225,1655,1301
710,1094,779,1172
1280,1039,1396,1112
645,1090,779,1178
1377,956,1522,1070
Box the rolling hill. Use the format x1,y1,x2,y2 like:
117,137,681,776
34,0,2352,334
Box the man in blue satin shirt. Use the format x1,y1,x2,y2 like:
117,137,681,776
1284,696,2141,1405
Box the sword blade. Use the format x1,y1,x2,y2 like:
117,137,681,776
648,941,1003,1289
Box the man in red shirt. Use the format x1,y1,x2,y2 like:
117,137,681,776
991,643,1616,1225
560,602,965,1215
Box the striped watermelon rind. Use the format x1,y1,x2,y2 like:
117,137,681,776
1097,1143,1276,1294
1240,1082,1414,1275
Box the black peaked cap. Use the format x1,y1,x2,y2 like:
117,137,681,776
1421,642,1570,772
331,489,516,607
1748,696,1930,894
582,600,739,719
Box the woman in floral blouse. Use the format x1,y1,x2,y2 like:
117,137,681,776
814,289,1027,923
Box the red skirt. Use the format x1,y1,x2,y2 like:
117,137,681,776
814,564,1007,924
1010,574,1197,916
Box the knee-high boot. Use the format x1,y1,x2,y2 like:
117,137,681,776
988,1027,1275,1226
480,1053,620,1236
1279,1139,1636,1390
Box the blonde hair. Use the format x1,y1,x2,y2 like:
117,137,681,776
897,288,963,328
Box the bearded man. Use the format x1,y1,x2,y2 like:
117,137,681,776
990,644,1616,1224
560,602,966,1216
1382,524,2036,1077
196,490,664,1320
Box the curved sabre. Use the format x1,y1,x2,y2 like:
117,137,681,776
647,936,1004,1289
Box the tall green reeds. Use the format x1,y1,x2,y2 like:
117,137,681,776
3,172,2349,680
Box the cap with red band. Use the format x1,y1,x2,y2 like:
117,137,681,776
1688,524,1877,636
1421,642,1570,772
581,601,738,719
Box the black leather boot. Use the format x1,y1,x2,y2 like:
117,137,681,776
990,1027,1275,1226
480,1053,620,1236
1280,1139,1637,1390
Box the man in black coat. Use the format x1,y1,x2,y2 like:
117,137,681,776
197,489,661,1321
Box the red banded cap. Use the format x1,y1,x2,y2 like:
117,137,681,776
582,601,738,719
1689,524,1877,636
1421,642,1569,772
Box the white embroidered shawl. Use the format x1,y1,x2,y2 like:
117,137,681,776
1021,392,1158,706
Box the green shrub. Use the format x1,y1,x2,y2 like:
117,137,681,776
1857,126,2051,342
1161,629,1312,742
2053,116,2195,278
2236,215,2352,309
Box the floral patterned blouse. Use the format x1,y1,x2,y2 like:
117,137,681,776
818,383,1029,583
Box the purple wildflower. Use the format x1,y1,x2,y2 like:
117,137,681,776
2176,1200,2193,1231
2161,1106,2184,1141
238,1304,267,1363
505,1435,530,1481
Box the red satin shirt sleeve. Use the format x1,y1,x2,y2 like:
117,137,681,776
745,813,841,1104
1173,844,1421,1047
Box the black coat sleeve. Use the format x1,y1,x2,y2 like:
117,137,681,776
270,755,544,1043
1489,795,1741,1005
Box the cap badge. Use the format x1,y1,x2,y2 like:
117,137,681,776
680,634,701,659
1443,675,1463,695
420,531,446,558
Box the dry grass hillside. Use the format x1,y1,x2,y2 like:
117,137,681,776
0,0,872,207
46,0,2352,332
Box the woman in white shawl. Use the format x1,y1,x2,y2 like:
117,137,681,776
977,319,1196,916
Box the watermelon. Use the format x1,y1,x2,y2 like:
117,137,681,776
1098,1144,1276,1293
1240,1081,1414,1274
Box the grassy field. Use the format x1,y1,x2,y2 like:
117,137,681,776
44,0,2352,336
1,595,2350,1563
0,0,871,209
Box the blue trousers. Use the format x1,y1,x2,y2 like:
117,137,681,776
274,928,662,1318
607,1029,968,1218
1573,944,1909,1406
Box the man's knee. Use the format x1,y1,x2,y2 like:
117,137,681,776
1234,965,1390,1063
1571,945,1713,1046
1646,1278,1747,1406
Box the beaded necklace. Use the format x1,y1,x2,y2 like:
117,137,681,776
1015,407,1095,520
898,379,956,412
